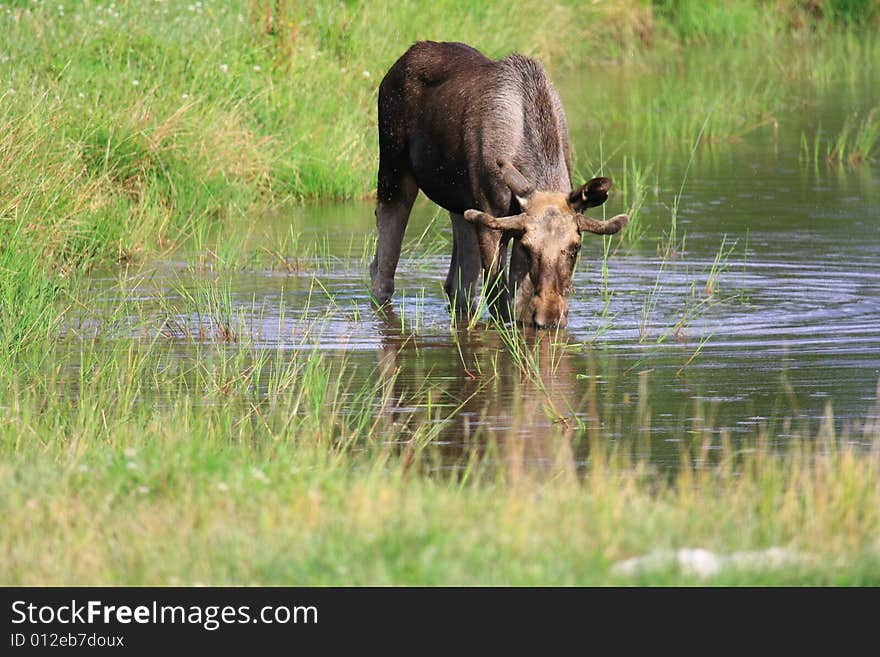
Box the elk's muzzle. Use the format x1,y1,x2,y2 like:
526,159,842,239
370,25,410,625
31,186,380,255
531,294,568,329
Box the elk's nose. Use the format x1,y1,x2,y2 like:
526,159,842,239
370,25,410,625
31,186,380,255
531,296,568,329
532,310,568,330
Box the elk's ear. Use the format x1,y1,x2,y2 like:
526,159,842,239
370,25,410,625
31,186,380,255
569,177,611,211
464,209,528,235
577,213,630,235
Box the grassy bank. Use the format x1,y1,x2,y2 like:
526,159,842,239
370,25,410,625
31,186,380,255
2,1,878,272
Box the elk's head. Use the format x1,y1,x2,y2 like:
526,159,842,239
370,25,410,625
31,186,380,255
465,160,629,328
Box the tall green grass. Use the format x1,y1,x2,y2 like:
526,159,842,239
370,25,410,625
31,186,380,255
654,0,787,42
801,108,880,166
654,0,880,42
0,230,67,370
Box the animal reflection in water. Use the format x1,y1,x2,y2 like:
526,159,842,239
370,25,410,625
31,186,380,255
373,314,609,481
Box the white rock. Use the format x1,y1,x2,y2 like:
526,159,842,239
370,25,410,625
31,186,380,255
676,548,722,577
612,546,812,578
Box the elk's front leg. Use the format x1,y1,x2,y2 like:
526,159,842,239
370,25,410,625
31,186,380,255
508,237,533,324
477,226,512,323
445,212,482,315
370,170,418,306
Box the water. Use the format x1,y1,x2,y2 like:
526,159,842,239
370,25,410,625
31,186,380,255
74,45,880,470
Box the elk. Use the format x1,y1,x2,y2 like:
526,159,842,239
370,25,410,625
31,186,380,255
370,41,628,328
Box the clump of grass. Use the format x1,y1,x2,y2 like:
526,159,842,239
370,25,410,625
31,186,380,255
800,109,879,167
826,109,880,166
615,156,657,246
814,0,880,25
654,0,880,42
705,234,736,297
639,255,667,342
800,126,825,169
0,230,67,369
170,276,242,343
653,0,786,43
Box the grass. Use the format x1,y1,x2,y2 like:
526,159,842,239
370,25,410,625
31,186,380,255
810,108,880,167
2,331,879,584
616,156,656,246
654,0,880,42
0,237,66,365
1,2,878,275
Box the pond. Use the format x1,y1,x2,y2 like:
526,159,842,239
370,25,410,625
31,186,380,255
73,41,880,471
